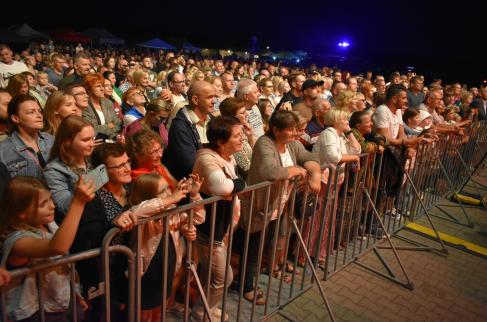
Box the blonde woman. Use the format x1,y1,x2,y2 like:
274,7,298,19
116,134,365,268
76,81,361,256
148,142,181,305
301,109,361,266
43,90,80,134
335,90,357,112
133,69,151,101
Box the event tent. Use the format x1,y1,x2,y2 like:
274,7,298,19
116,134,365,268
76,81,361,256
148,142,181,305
0,23,50,43
136,38,175,50
83,28,125,45
49,29,91,43
6,23,50,40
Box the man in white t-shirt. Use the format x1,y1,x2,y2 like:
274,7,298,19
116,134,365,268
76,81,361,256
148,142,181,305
0,44,29,87
373,84,424,220
236,78,265,138
373,84,423,152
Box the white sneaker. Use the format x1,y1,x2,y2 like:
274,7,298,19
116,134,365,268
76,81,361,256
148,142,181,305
213,308,229,322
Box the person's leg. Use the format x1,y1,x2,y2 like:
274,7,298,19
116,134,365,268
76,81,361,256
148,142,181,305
242,231,261,293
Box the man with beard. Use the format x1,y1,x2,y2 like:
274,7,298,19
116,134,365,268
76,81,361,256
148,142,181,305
293,79,324,121
275,72,306,110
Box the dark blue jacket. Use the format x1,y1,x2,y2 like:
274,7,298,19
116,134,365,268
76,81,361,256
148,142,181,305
162,106,202,180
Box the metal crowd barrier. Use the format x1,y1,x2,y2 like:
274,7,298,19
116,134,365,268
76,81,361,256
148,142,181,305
0,245,136,322
1,121,486,322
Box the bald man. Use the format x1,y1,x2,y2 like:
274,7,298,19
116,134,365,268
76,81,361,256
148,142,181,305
162,80,216,180
300,98,330,150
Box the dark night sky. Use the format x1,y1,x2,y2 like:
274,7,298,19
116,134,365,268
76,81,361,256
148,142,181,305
3,0,485,85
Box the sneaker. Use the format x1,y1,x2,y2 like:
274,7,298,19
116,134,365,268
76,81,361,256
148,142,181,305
213,308,229,322
191,307,229,322
390,208,401,221
167,301,186,314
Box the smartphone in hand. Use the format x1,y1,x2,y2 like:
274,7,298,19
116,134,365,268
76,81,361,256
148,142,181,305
84,164,109,191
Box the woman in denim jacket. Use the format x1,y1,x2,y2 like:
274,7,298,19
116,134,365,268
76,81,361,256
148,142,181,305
0,95,54,178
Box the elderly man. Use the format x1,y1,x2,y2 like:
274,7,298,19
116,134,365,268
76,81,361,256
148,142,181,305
0,44,29,87
162,80,216,180
299,98,330,150
419,89,465,134
236,78,265,138
58,53,91,89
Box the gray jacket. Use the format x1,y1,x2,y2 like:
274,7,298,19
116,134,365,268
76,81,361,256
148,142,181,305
0,131,54,178
82,98,122,139
240,135,319,233
44,158,87,215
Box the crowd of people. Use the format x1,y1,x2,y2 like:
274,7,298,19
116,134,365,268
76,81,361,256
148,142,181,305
0,40,486,322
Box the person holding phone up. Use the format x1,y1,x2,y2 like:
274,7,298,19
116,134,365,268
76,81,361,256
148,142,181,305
44,116,96,215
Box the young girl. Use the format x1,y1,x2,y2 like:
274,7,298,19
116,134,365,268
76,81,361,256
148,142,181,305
128,173,204,322
0,176,95,322
44,115,95,215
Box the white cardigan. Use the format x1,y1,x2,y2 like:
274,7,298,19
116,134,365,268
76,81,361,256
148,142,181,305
312,127,361,169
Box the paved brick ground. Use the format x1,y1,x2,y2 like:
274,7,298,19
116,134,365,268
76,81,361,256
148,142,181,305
268,168,487,322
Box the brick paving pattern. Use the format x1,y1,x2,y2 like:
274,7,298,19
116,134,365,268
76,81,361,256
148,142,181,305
269,170,487,322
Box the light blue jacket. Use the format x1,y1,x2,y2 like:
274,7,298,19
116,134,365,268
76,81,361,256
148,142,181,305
44,158,87,215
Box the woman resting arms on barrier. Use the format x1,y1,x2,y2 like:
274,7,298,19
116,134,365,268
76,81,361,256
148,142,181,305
303,109,361,267
191,116,246,321
128,173,204,322
0,175,95,322
240,110,321,305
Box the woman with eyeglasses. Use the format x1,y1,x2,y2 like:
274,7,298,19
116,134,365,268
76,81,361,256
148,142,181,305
126,130,173,181
123,87,147,126
82,73,122,139
70,142,134,321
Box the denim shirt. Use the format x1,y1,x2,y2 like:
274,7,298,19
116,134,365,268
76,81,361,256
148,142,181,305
0,131,54,178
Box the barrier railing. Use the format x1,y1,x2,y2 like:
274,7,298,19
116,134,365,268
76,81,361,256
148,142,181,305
1,121,486,322
0,245,136,322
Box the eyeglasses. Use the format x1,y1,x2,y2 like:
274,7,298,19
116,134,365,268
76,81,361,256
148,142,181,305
149,146,163,156
132,92,144,97
106,159,131,170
